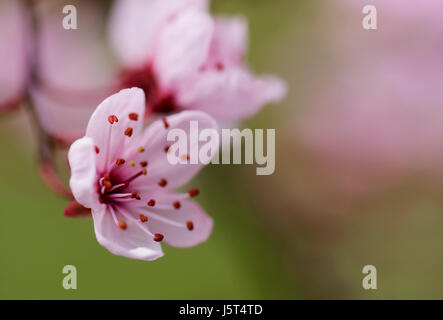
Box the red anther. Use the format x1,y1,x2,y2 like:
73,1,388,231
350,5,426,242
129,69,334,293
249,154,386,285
124,127,133,137
139,214,148,223
147,199,156,207
116,158,126,166
104,173,111,180
118,221,127,230
129,113,139,121
188,188,199,197
164,145,170,153
142,168,148,176
162,117,169,128
158,178,168,187
186,221,194,231
216,62,224,71
140,161,148,167
131,191,141,200
153,233,164,242
95,146,100,154
173,201,181,209
108,115,119,124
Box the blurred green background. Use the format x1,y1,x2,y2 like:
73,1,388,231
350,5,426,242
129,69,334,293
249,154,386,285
2,0,443,299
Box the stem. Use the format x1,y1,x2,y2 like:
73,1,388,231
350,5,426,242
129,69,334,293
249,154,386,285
24,0,73,200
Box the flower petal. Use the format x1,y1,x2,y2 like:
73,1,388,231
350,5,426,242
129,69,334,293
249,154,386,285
154,9,214,88
86,88,146,173
178,68,288,121
140,193,213,248
126,110,218,190
68,137,102,209
0,0,29,111
109,0,209,69
92,206,164,261
206,16,248,68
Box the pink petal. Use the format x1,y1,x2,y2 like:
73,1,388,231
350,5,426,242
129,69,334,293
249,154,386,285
30,85,102,144
92,206,164,261
109,0,209,69
127,110,218,190
178,68,287,121
68,137,102,210
0,0,29,111
86,88,146,173
154,9,214,89
141,194,213,248
205,16,248,68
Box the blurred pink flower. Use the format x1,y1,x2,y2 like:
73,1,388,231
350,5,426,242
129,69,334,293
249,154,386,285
32,0,119,144
0,0,29,112
67,88,217,260
296,0,443,192
110,0,287,121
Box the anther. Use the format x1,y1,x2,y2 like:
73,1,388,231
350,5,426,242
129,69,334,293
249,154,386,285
188,188,199,197
186,221,194,231
158,178,168,187
116,158,126,166
216,62,224,71
139,214,148,223
95,146,100,154
138,147,145,153
140,161,148,167
108,115,119,124
130,161,135,167
180,154,190,161
142,168,148,175
128,113,139,121
173,201,181,209
118,221,127,230
164,145,170,153
153,233,164,242
131,191,141,200
162,117,169,129
147,199,156,207
124,127,133,137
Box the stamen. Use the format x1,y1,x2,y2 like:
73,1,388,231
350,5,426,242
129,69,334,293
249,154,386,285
124,127,133,137
95,146,100,154
158,178,168,187
128,113,139,121
186,221,194,231
173,201,181,209
162,117,169,129
188,188,199,197
103,180,112,190
216,62,224,71
138,147,145,153
118,221,127,230
139,214,148,223
130,161,135,167
140,161,148,167
147,199,156,207
164,145,170,153
130,191,141,200
116,158,126,166
154,233,164,242
108,115,119,124
124,169,147,185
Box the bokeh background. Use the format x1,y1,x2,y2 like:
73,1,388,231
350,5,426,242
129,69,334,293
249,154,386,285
1,0,443,299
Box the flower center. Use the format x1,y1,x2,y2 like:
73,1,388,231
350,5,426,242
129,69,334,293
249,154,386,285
119,64,181,114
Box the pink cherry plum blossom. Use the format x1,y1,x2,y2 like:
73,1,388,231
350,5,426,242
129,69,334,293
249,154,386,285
110,0,287,121
67,88,218,260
